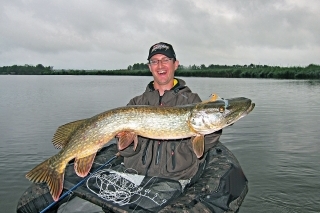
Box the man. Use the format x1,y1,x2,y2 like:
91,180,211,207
115,43,247,213
118,42,222,181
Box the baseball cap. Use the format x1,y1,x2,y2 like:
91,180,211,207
147,42,176,60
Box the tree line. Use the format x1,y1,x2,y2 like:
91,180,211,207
1,63,319,79
0,64,53,75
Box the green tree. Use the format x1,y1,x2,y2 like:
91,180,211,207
200,64,206,69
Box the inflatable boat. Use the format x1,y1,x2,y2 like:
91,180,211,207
17,142,248,213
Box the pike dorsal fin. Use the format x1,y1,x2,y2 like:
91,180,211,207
52,119,87,149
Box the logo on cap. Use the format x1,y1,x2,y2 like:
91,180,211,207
151,44,170,53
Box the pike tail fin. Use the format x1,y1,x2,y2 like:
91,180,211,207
26,158,64,201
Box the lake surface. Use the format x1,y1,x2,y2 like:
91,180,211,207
0,75,319,212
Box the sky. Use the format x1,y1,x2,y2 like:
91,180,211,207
1,0,319,70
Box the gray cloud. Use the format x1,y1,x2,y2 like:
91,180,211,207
1,0,319,69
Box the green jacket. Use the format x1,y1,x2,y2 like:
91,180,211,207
119,78,222,180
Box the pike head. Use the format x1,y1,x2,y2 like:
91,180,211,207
189,97,255,157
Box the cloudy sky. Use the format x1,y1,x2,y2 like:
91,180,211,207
1,0,319,70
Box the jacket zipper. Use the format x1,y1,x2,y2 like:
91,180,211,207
171,143,176,170
142,140,150,165
155,141,162,165
159,95,163,105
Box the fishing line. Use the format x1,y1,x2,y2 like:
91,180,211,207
86,168,167,207
129,138,186,212
39,154,118,213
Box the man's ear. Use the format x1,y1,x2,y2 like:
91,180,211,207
174,60,180,70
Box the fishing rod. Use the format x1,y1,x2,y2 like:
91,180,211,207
40,154,118,213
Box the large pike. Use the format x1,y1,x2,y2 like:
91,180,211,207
26,96,255,201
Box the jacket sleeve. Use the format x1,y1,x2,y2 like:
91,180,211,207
204,129,222,153
127,97,138,105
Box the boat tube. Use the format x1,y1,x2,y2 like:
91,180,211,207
17,142,248,213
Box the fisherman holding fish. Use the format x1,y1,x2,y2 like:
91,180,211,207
118,42,222,181
19,42,252,213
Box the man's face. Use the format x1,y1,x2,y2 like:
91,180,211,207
148,54,179,87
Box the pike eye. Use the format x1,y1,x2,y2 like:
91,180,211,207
219,106,225,113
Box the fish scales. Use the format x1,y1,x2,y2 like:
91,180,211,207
99,105,194,138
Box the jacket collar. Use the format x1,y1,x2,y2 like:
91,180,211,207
147,78,186,93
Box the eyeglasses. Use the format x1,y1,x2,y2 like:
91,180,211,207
149,57,173,66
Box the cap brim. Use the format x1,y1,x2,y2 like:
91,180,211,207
148,51,175,60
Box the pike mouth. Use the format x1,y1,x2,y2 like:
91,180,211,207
225,101,255,125
239,102,255,118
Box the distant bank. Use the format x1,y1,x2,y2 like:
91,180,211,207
1,63,319,79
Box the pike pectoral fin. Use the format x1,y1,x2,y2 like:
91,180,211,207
74,153,96,177
117,131,138,150
26,158,65,202
192,135,205,158
52,119,87,149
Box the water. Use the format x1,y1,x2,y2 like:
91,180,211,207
0,75,319,212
